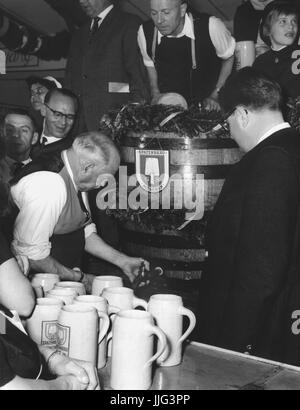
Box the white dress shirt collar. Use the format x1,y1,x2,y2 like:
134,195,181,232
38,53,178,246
41,122,62,145
98,4,114,19
22,158,32,166
41,133,62,146
157,13,195,45
5,155,31,167
256,122,291,146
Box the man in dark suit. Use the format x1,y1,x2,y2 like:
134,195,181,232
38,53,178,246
65,0,149,132
31,88,79,160
65,0,150,274
197,67,300,364
1,109,39,182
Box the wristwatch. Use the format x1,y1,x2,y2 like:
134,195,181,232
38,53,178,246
73,267,85,282
78,270,85,283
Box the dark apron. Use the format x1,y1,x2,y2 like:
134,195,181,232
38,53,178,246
50,228,85,269
0,307,52,382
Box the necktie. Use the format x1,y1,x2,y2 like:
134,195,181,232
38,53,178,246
90,17,101,36
77,191,90,223
13,162,25,175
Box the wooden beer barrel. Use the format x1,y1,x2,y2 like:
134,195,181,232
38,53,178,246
118,131,242,280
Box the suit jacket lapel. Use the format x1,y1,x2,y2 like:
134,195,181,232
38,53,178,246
91,7,120,50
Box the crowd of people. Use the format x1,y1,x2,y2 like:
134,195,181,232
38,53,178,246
1,0,300,390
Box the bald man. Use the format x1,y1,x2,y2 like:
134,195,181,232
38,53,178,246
11,132,148,287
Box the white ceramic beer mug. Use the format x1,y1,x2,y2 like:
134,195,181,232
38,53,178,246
31,273,60,293
235,41,256,70
102,287,148,311
148,294,196,367
102,287,148,358
73,295,112,369
47,288,77,305
57,305,105,366
55,281,86,296
92,276,123,296
26,298,63,347
110,310,167,390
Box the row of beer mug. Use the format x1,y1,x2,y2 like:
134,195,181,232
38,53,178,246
28,274,196,390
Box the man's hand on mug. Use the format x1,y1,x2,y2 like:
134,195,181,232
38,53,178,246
49,352,100,390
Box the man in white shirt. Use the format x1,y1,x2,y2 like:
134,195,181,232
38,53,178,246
11,131,149,286
2,109,39,182
197,67,300,365
138,0,236,109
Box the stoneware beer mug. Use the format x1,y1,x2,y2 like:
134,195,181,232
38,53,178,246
102,287,148,311
54,281,86,296
110,310,167,390
26,298,63,347
57,305,104,366
235,41,256,70
73,295,111,369
46,288,77,305
31,273,60,293
92,276,123,296
102,287,147,356
148,294,196,367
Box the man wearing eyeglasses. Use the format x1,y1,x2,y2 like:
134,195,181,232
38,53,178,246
197,67,300,366
31,88,79,160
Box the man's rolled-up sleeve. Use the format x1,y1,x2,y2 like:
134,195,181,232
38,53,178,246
209,16,236,60
11,172,67,261
84,223,97,239
137,25,155,68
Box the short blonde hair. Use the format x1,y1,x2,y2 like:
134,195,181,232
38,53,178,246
261,2,299,46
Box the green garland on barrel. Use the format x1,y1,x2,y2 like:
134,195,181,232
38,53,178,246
99,102,229,144
100,103,228,241
101,100,300,240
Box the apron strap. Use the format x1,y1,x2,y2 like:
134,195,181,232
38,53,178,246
152,27,158,63
152,15,197,69
189,13,197,70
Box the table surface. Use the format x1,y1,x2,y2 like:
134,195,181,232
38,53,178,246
99,341,300,390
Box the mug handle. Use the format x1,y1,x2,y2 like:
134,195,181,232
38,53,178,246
106,307,119,343
145,325,167,367
107,330,112,344
133,297,148,310
97,311,110,344
178,307,196,345
108,305,120,316
32,285,45,299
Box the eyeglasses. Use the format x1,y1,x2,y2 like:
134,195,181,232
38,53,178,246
214,108,236,133
45,104,76,122
31,87,48,97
